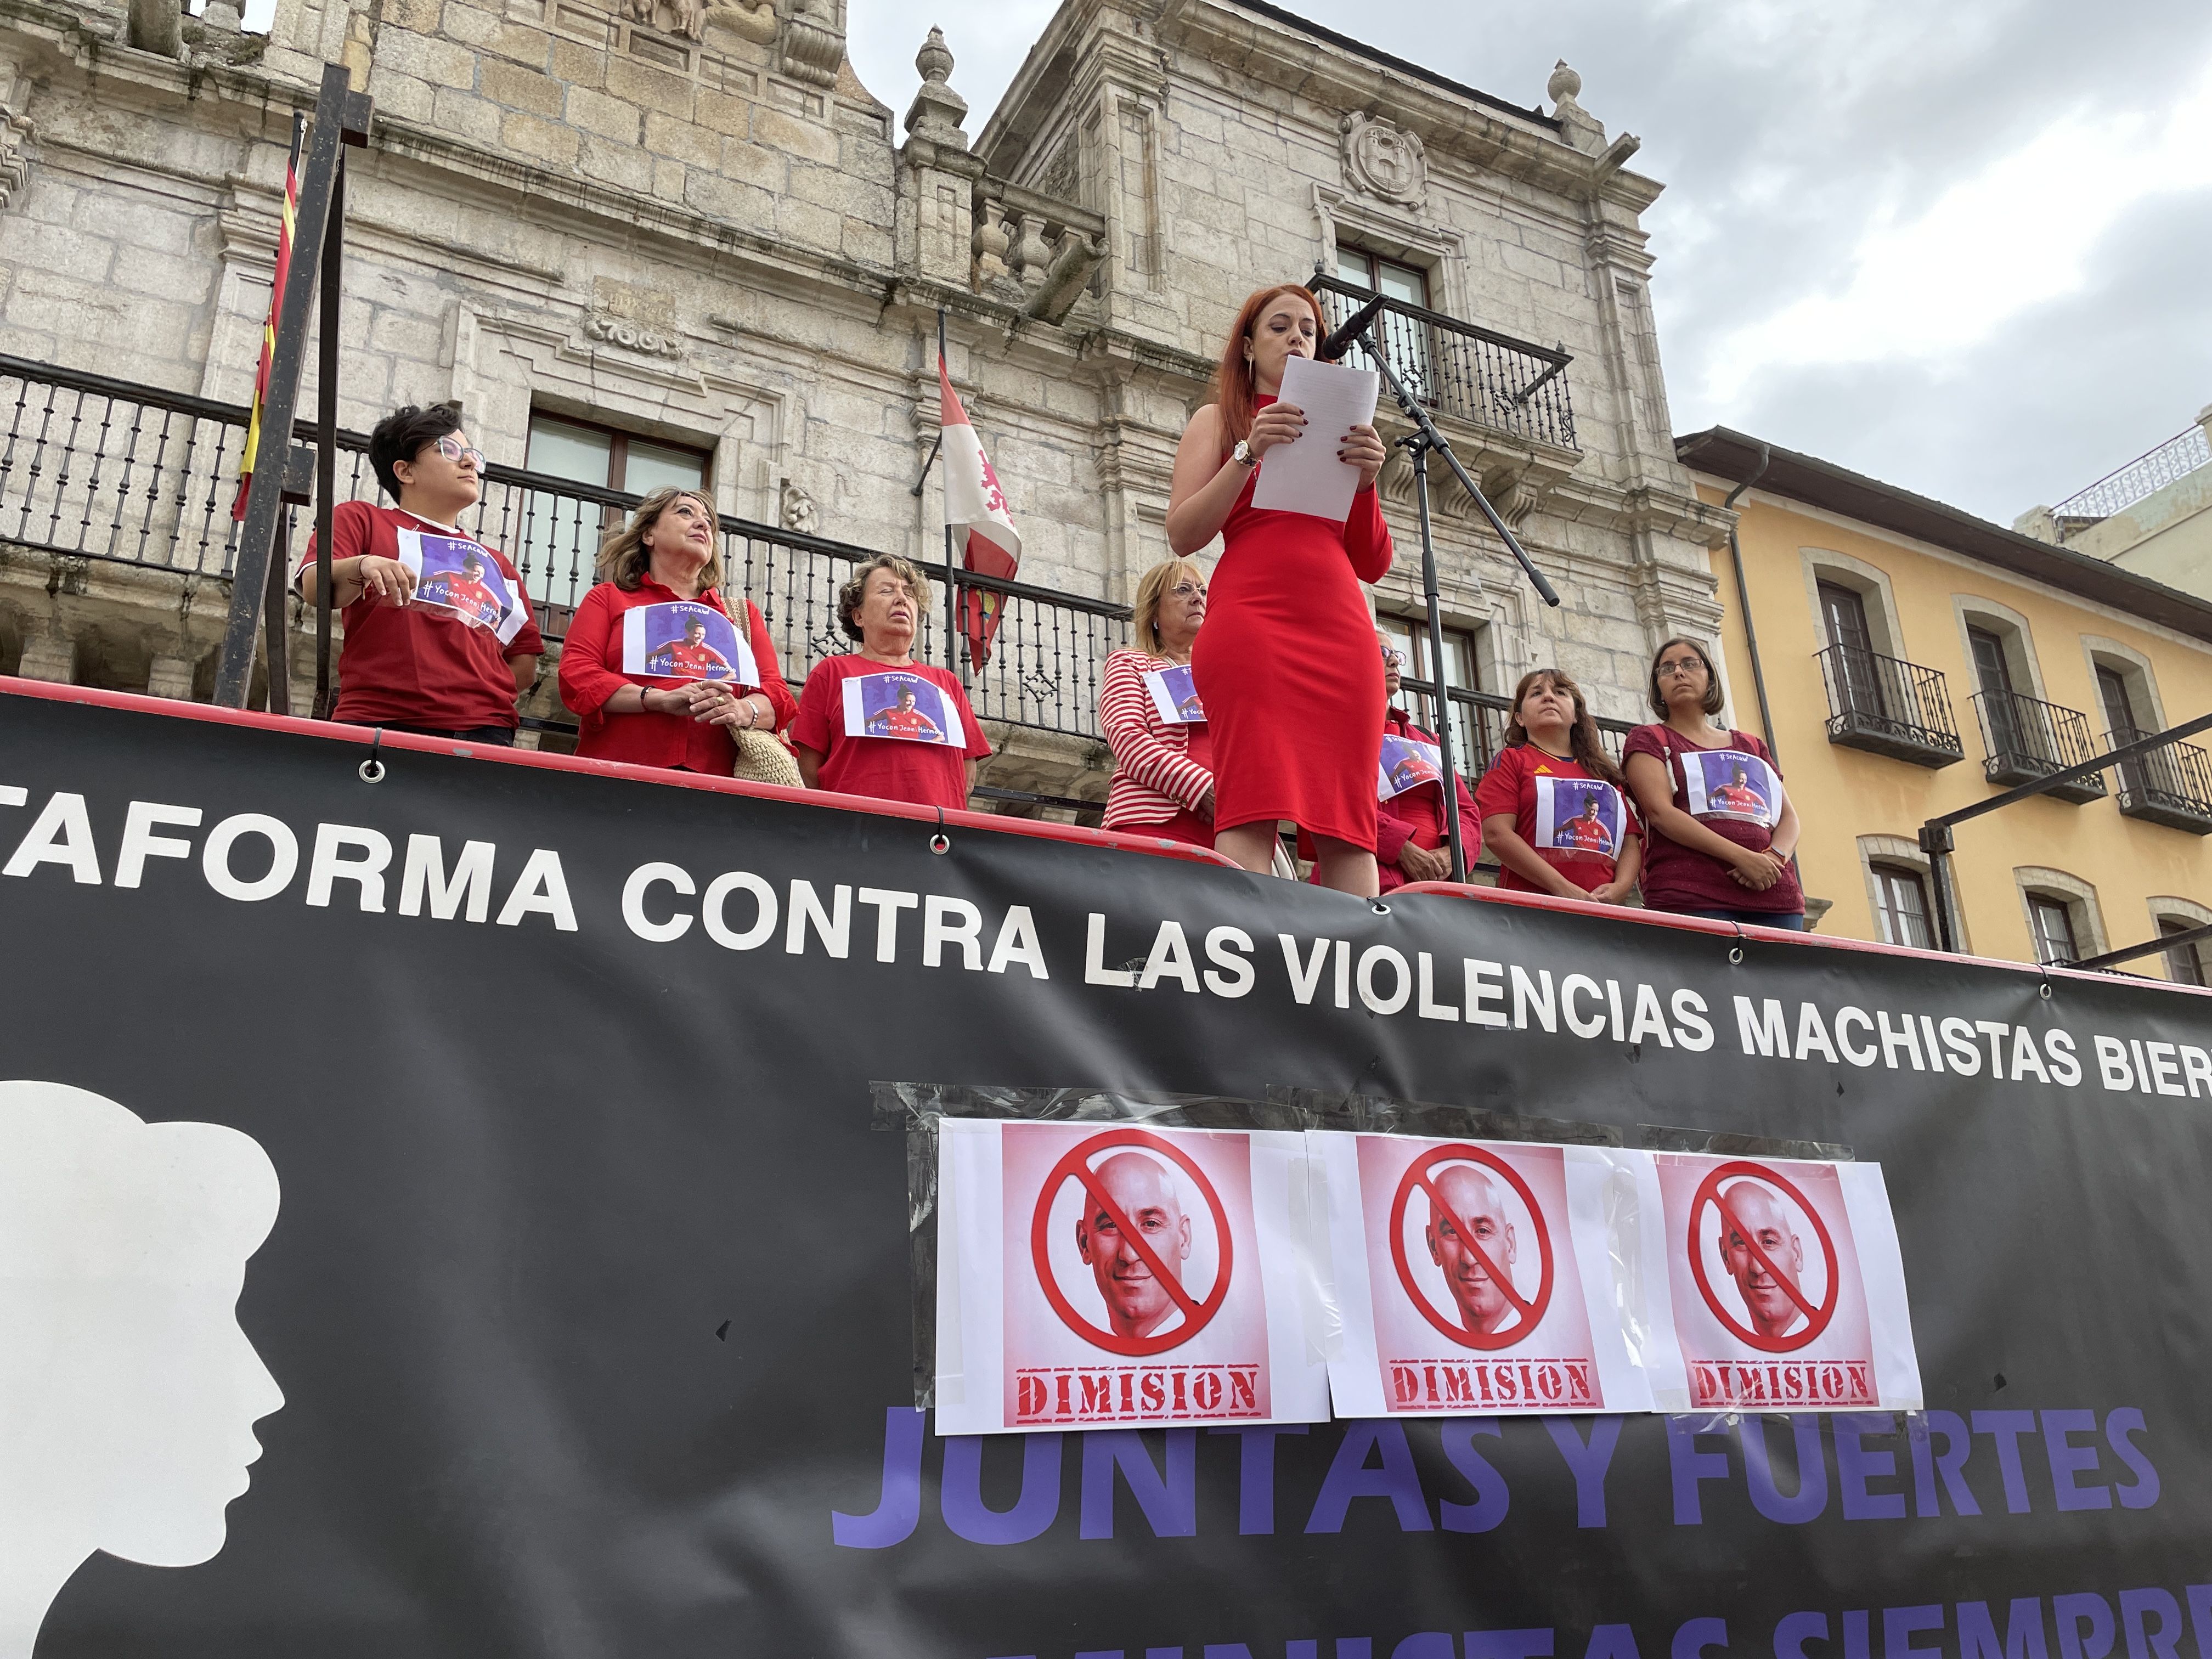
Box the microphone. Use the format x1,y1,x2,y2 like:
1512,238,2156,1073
1317,293,1387,362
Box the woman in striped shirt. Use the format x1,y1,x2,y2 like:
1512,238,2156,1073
1101,556,1216,847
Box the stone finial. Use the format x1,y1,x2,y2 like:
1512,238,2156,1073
1547,58,1605,155
779,0,843,88
905,27,970,149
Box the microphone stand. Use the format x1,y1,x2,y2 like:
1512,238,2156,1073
1329,314,1561,884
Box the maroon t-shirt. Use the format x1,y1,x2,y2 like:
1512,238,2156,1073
1621,724,1803,915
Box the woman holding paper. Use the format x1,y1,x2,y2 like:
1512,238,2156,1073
559,488,798,776
1167,284,1393,895
1101,556,1217,847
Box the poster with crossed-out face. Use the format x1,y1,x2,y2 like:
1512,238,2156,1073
1315,1133,1650,1418
932,1119,1328,1435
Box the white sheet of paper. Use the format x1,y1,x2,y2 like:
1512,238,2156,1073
1249,355,1380,523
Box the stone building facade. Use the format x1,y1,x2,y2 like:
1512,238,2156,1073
0,0,1730,800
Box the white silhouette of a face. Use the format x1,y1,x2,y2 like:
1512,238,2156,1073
0,1081,283,1658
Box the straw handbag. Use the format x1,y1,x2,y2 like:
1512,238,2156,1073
709,590,804,789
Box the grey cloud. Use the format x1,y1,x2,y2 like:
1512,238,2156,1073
848,0,2212,522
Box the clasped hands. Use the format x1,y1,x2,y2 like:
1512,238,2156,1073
1246,402,1387,490
642,682,765,729
1728,848,1792,890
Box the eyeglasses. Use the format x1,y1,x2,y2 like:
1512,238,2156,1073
435,435,486,469
1656,658,1706,678
1380,647,1407,667
1169,582,1207,600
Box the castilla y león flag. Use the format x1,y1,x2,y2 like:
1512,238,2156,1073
937,354,1022,669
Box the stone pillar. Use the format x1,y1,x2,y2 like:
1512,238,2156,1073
898,30,984,289
16,632,72,683
146,653,196,700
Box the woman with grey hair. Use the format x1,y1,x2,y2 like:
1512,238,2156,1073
791,552,992,810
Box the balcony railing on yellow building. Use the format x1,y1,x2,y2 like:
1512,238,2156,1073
2106,725,2212,836
1970,689,2107,803
1814,644,1963,768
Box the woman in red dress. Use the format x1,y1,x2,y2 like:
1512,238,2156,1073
1167,285,1392,895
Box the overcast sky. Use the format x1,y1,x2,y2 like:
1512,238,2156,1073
848,0,2212,526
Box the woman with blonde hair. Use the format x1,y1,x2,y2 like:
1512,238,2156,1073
790,553,991,810
1166,283,1392,893
1099,555,1216,847
558,487,796,774
1475,667,1641,905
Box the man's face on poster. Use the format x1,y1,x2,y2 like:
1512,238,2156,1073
1719,1182,1805,1338
1074,1153,1192,1339
1426,1165,1517,1335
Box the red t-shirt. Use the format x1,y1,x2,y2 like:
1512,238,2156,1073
1620,724,1803,915
791,656,991,811
1474,744,1641,894
557,578,798,773
301,501,543,730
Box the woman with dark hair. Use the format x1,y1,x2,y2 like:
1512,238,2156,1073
1099,555,1217,848
297,401,543,742
1622,636,1804,927
1166,284,1392,895
789,554,991,810
1475,667,1641,905
558,487,797,776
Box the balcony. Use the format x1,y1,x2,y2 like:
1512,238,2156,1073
0,354,1128,750
2107,726,2212,835
1815,645,1963,768
1309,273,1578,456
1971,690,2107,803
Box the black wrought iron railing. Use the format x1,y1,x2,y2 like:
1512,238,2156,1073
1971,689,2107,801
1815,645,1962,767
0,355,1131,743
1310,274,1577,452
2107,725,2212,834
1393,674,1634,787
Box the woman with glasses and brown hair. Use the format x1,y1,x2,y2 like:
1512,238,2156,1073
1475,667,1641,905
1167,283,1392,894
557,487,797,775
1622,636,1804,927
296,402,543,743
1099,555,1217,848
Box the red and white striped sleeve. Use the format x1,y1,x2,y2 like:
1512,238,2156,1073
1099,650,1211,811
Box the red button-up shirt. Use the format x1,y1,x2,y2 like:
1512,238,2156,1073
558,577,797,773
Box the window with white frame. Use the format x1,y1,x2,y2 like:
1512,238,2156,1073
1869,861,1934,950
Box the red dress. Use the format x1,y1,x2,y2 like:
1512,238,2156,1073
1190,398,1393,847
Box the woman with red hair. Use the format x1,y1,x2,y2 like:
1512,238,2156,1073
1166,284,1392,895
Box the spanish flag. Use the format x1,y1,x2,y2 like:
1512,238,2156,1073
936,353,1023,669
234,116,303,521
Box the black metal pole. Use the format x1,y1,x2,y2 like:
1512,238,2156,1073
1918,822,1957,954
2066,919,2212,974
313,161,343,720
1721,443,1779,765
214,64,356,707
1407,437,1467,883
263,505,294,714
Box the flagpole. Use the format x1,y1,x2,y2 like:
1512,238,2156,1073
934,308,964,685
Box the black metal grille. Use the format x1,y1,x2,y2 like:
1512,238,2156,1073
1815,645,1962,767
2108,725,2212,834
0,354,1132,744
1971,689,2107,802
1310,274,1577,452
1391,674,1633,786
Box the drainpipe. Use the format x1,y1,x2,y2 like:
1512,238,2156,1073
1722,442,1778,764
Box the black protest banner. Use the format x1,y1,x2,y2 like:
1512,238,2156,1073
2,681,2209,1659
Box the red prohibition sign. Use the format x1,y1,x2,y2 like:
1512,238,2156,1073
1388,1144,1554,1352
1030,1126,1234,1358
1688,1160,1839,1354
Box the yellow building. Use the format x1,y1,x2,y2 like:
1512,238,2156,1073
1674,428,2212,981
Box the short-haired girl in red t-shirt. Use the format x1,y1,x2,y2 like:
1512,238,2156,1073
1474,668,1642,906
